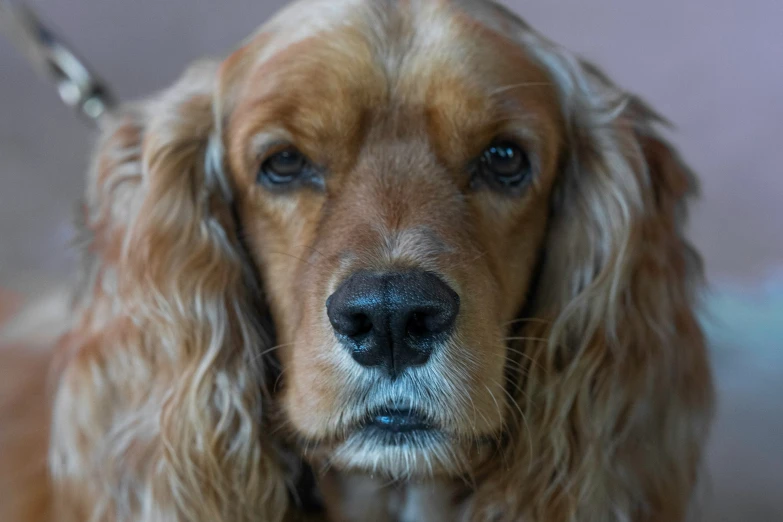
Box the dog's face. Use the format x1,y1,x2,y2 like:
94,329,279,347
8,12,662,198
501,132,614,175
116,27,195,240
53,1,711,518
223,0,562,477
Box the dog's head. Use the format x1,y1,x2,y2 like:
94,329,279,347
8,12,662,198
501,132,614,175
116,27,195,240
61,0,713,519
224,0,565,476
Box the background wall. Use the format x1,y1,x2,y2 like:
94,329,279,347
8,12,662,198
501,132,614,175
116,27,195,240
1,1,781,520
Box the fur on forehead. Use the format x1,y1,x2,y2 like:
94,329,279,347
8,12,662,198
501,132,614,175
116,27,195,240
254,0,463,58
215,0,545,104
212,0,566,182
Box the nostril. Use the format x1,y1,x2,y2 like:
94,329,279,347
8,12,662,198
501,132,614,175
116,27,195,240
405,304,457,339
329,310,374,339
406,312,429,338
348,313,373,338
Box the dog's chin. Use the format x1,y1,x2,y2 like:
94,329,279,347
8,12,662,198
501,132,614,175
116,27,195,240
327,432,465,478
301,408,492,479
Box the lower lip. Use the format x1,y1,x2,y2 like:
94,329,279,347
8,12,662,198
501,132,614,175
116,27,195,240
366,408,432,433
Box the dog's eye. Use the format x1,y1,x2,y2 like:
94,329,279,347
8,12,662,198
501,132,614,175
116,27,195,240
258,148,310,186
479,141,531,188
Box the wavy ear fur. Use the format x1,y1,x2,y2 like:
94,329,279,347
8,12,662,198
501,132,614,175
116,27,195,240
50,61,288,522
468,20,714,522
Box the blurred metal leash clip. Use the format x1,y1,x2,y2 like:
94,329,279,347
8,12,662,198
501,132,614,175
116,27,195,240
0,0,116,126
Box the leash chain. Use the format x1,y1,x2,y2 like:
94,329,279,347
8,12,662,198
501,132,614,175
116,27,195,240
0,0,116,127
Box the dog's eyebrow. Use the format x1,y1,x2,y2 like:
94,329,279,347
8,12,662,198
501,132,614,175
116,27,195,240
250,130,296,160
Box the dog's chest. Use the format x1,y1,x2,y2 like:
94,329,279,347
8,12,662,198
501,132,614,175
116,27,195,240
318,472,463,522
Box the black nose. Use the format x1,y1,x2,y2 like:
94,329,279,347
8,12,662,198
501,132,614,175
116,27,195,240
326,270,460,378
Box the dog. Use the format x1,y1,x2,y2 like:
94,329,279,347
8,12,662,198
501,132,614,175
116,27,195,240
0,0,714,520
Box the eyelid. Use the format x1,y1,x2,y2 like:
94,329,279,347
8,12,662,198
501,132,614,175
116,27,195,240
249,129,296,163
257,142,298,164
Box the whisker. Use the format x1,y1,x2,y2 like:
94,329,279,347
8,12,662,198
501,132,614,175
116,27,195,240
268,418,293,438
252,341,296,362
318,453,336,477
463,385,481,440
462,249,490,265
289,243,328,260
465,388,499,449
267,251,317,268
503,335,551,343
502,344,550,375
502,317,552,327
480,382,513,471
490,377,534,471
489,81,553,96
483,384,503,434
273,366,290,394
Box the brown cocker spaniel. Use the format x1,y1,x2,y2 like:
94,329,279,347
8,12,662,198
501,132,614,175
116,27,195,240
1,1,715,521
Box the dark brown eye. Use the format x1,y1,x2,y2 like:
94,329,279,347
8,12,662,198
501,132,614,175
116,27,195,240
258,148,309,186
480,141,531,188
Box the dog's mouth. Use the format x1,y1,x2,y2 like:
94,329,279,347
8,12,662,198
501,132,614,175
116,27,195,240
291,404,497,478
364,407,433,433
357,406,437,445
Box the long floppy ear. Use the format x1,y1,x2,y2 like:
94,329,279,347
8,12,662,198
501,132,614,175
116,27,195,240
470,34,715,522
50,61,288,522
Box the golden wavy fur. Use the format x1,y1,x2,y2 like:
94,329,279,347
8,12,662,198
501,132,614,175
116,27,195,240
0,1,714,521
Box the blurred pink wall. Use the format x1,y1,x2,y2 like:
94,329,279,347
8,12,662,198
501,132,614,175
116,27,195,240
1,1,781,520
